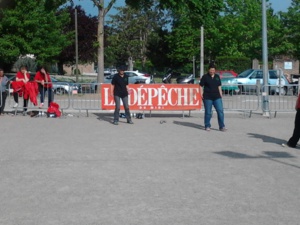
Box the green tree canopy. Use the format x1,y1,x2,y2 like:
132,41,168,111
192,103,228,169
106,3,167,69
0,0,71,70
279,0,300,59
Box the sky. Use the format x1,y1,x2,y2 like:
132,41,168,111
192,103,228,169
71,0,292,17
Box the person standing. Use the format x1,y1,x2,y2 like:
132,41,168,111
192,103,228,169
0,68,9,115
110,66,133,125
284,94,300,148
34,66,53,108
200,64,226,131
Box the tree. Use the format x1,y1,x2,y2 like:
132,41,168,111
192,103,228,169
106,4,167,70
126,0,223,70
89,0,117,84
279,0,300,59
0,0,71,70
204,0,287,62
57,5,98,74
146,29,171,72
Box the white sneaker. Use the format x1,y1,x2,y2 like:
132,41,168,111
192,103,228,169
39,103,44,108
13,103,18,108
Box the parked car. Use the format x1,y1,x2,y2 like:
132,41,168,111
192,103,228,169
216,70,238,78
103,72,150,84
221,74,240,95
104,68,111,75
236,69,291,95
90,71,152,92
124,71,152,84
51,76,82,95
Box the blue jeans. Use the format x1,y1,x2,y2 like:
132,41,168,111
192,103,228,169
203,98,225,129
39,87,53,107
113,95,131,122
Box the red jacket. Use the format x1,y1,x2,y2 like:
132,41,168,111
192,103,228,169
34,71,53,88
11,81,38,105
16,71,30,81
297,94,300,109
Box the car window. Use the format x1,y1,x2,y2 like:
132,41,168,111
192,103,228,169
250,71,263,79
269,71,277,79
125,72,137,77
238,69,254,78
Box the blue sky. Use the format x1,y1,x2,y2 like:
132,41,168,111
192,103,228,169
71,0,292,17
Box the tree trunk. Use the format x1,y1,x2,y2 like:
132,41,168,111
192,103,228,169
128,57,133,71
97,1,105,85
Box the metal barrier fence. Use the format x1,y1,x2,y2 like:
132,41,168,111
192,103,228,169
221,84,260,113
71,83,101,110
263,84,299,117
2,82,299,117
6,82,72,115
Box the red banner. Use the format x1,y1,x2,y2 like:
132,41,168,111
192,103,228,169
101,84,202,110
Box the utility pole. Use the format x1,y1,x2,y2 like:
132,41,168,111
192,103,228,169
193,56,195,83
200,26,204,79
262,0,270,117
75,8,79,83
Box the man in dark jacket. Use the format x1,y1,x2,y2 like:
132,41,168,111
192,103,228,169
110,66,133,125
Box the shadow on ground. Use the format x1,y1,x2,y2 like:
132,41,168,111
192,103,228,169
215,150,300,170
173,120,204,130
247,133,287,145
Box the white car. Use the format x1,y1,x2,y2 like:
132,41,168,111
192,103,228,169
124,70,152,84
104,71,151,84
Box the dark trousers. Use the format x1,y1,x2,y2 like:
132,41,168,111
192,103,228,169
0,91,7,113
113,95,131,122
13,92,29,111
288,109,300,147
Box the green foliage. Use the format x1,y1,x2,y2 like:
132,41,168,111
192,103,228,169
146,29,171,71
215,56,251,73
279,0,300,59
0,0,71,69
166,16,199,68
106,3,167,69
133,60,154,72
13,56,38,72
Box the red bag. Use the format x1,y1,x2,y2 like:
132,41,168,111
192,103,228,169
47,102,61,117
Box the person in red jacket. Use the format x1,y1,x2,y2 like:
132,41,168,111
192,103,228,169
283,94,300,148
13,65,30,114
34,66,53,108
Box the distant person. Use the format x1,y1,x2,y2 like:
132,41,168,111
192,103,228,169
200,64,226,131
34,66,53,108
13,65,30,113
0,68,9,115
110,65,133,125
283,93,300,148
276,76,286,95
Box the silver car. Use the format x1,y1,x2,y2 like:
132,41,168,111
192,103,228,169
51,76,81,95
